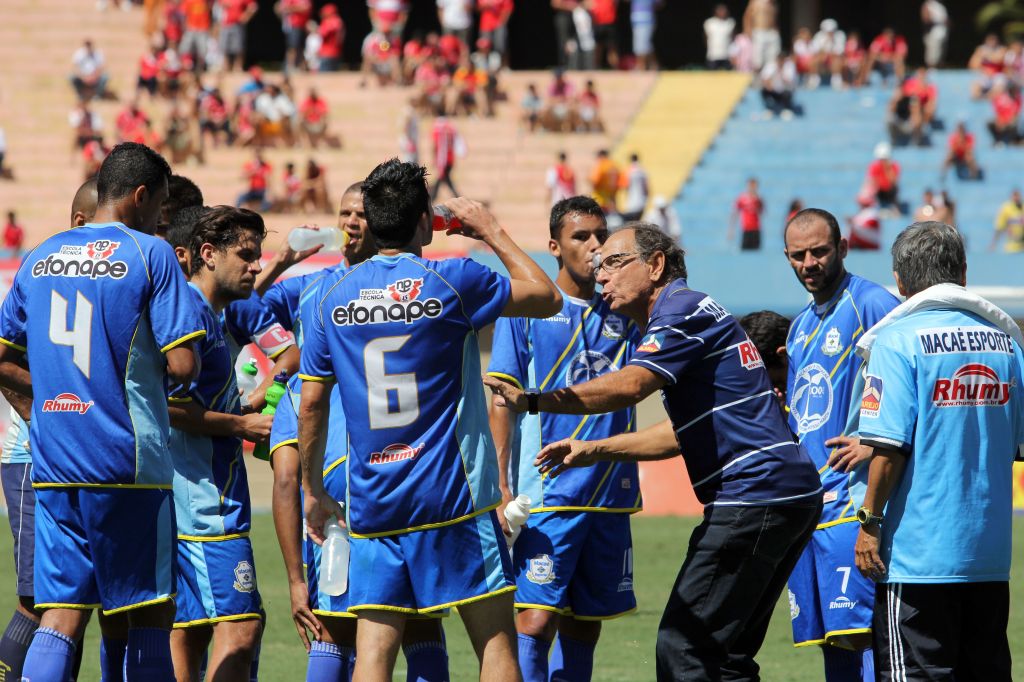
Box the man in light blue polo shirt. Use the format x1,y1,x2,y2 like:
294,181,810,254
852,221,1024,681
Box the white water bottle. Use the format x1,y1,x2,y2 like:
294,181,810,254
237,359,259,408
503,494,531,548
287,226,349,252
320,516,350,596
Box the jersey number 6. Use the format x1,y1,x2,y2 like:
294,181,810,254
364,335,419,429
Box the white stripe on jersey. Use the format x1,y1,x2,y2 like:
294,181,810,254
709,487,823,506
691,440,795,488
674,390,775,434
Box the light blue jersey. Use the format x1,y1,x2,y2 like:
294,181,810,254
856,309,1024,583
787,273,898,525
487,292,641,512
0,411,30,465
0,222,204,487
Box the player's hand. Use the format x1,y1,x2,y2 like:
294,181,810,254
275,225,324,267
289,580,321,651
237,413,274,443
826,435,873,473
441,197,502,241
855,525,886,582
482,375,527,412
496,488,514,538
304,493,345,546
535,439,598,477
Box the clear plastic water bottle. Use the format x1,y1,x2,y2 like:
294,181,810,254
287,226,349,252
432,204,462,232
237,359,259,408
320,515,350,596
503,494,532,548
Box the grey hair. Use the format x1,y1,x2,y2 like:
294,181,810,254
630,223,687,281
890,221,965,295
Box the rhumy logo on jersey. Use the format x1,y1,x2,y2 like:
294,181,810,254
932,364,1013,407
369,442,424,465
41,392,94,414
32,240,128,280
333,277,443,326
738,338,765,370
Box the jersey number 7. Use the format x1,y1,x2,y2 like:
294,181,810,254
49,290,93,378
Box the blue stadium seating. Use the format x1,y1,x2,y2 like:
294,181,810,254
675,70,1018,254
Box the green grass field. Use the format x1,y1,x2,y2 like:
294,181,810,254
2,515,1022,680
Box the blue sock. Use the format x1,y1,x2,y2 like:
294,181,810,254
822,646,864,682
0,609,38,680
100,635,128,681
21,627,76,682
306,641,352,682
548,634,595,682
403,640,449,681
517,634,551,682
124,628,174,682
861,647,875,682
249,640,261,682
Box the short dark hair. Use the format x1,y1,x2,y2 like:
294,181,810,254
96,142,171,205
785,207,842,247
166,205,208,249
188,206,267,276
163,175,204,223
550,196,605,239
361,159,430,249
738,311,790,369
632,223,687,281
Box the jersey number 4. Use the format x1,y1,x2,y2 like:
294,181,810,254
49,291,93,378
365,335,418,429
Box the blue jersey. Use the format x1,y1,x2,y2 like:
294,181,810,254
269,374,347,501
169,284,250,538
223,293,294,362
0,410,30,465
0,222,204,487
855,309,1024,583
787,273,898,524
487,292,641,512
300,253,510,537
628,279,821,506
263,266,342,347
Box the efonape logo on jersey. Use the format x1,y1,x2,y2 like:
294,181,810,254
932,364,1013,407
333,278,443,326
33,240,128,280
41,393,94,415
567,350,615,386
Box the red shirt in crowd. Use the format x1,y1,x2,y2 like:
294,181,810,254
867,159,900,192
947,131,975,159
139,53,160,80
116,107,150,144
902,77,937,108
438,34,464,66
279,0,311,29
3,221,23,251
318,13,344,59
363,32,400,62
200,93,228,123
993,90,1022,126
735,192,763,232
478,0,512,33
590,0,615,26
300,96,328,123
163,0,184,43
182,0,211,32
244,159,271,191
219,0,254,26
869,34,907,59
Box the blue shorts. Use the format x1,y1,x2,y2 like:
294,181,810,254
34,487,176,613
1,463,34,597
175,536,263,628
348,510,514,614
788,521,874,648
513,510,636,620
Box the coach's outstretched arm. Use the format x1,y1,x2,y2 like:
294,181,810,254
484,363,666,416
445,198,562,318
535,419,681,477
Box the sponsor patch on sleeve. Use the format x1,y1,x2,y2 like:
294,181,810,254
860,375,883,418
738,339,765,370
637,333,663,354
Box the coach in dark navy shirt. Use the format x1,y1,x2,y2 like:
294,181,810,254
485,224,823,681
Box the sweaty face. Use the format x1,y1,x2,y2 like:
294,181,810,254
339,191,375,264
551,212,608,286
213,233,262,301
784,218,845,295
594,229,651,313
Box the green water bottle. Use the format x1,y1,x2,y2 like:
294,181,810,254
252,372,288,461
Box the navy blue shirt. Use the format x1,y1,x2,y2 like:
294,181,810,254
628,279,821,506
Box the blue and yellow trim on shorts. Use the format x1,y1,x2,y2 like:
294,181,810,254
38,594,178,615
177,531,250,542
32,481,173,490
348,585,517,616
173,612,263,629
512,602,637,621
815,499,856,530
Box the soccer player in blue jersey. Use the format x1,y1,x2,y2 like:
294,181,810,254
0,176,99,681
487,196,641,682
268,183,450,681
782,208,898,682
0,142,204,682
299,159,561,681
166,206,272,681
486,224,823,681
851,222,1024,680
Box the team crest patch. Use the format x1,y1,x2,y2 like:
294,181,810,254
789,590,800,620
637,333,662,353
860,375,883,418
822,327,843,356
233,560,255,593
601,317,624,339
386,277,423,302
525,554,556,585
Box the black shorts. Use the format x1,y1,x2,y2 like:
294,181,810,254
874,581,1010,682
593,22,617,47
740,230,761,250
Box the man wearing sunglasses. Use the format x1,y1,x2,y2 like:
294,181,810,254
484,224,823,681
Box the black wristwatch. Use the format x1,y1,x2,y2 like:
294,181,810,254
525,388,540,415
856,506,883,529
